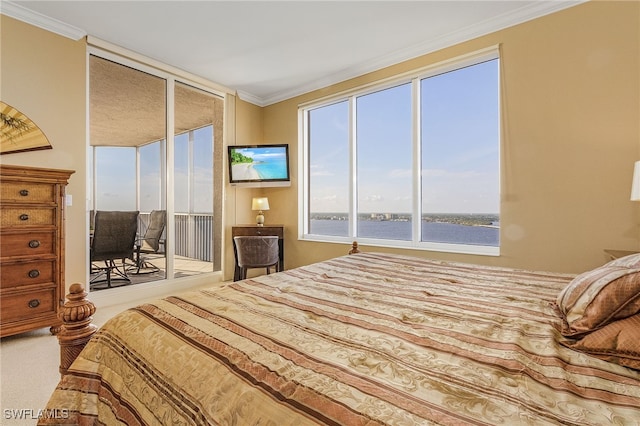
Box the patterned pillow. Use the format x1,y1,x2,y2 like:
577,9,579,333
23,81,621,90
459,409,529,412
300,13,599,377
556,266,640,337
606,253,640,269
561,314,640,371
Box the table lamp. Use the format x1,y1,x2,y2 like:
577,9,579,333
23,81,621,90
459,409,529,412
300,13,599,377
631,161,640,201
252,197,270,226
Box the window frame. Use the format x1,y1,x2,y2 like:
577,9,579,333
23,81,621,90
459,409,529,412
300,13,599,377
299,46,501,256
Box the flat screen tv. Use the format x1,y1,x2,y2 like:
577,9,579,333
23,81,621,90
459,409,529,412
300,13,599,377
228,144,291,187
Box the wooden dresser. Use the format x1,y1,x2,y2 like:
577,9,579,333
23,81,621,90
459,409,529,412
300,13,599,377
0,164,74,337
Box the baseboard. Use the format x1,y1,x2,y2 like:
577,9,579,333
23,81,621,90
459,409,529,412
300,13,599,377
87,271,224,308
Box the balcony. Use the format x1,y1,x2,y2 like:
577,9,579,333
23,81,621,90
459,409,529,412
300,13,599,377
138,211,213,275
90,212,214,289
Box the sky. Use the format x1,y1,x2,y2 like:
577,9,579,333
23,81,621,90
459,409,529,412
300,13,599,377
94,126,213,213
94,60,499,216
308,58,499,215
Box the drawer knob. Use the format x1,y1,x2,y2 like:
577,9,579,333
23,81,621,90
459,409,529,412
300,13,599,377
28,240,41,248
28,269,40,278
19,189,29,196
19,214,29,221
28,299,41,308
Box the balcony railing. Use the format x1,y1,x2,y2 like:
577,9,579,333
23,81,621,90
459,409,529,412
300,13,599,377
139,212,213,262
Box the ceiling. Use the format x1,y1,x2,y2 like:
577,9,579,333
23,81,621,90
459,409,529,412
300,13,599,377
5,0,583,107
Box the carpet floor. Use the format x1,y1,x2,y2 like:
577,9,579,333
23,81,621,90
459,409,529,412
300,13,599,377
0,299,149,425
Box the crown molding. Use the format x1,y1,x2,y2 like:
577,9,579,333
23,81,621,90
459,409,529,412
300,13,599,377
260,0,586,106
236,90,266,107
1,0,85,40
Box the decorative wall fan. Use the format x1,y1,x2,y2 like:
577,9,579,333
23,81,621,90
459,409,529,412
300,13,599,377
0,101,52,155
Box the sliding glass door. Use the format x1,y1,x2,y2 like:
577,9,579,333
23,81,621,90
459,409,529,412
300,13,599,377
89,54,223,289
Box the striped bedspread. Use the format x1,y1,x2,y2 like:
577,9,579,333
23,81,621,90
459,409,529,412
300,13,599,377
41,252,640,425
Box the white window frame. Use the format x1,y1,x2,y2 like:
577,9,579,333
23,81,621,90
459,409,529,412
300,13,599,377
299,46,501,256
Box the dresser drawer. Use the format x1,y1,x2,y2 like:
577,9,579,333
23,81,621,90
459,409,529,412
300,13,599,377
0,288,56,323
0,231,55,257
0,207,55,227
0,181,55,203
0,259,55,289
0,165,73,338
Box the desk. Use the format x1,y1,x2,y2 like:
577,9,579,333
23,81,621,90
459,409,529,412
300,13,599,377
232,225,284,281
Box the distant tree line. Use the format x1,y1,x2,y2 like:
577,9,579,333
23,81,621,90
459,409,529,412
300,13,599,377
422,213,498,227
310,212,499,227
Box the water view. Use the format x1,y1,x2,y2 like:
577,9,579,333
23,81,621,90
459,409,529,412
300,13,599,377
310,213,499,246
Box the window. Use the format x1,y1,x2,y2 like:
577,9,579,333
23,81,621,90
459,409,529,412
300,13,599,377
301,49,500,255
94,146,136,210
420,59,500,247
308,101,350,236
139,141,164,213
174,124,215,264
357,83,413,240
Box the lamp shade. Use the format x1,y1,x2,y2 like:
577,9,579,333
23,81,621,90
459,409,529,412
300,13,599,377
632,161,640,201
252,197,270,211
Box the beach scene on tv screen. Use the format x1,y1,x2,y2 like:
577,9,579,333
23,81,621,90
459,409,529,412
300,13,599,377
230,146,288,181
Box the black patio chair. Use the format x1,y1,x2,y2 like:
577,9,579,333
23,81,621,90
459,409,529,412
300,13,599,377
90,210,139,290
130,209,166,274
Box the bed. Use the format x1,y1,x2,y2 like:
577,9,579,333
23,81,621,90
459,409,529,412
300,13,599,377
40,249,640,425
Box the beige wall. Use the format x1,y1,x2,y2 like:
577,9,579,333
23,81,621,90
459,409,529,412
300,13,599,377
223,97,265,280
259,0,640,274
232,98,265,226
1,16,87,288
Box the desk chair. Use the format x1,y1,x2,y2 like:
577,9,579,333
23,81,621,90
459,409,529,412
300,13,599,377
233,236,280,281
90,210,139,290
